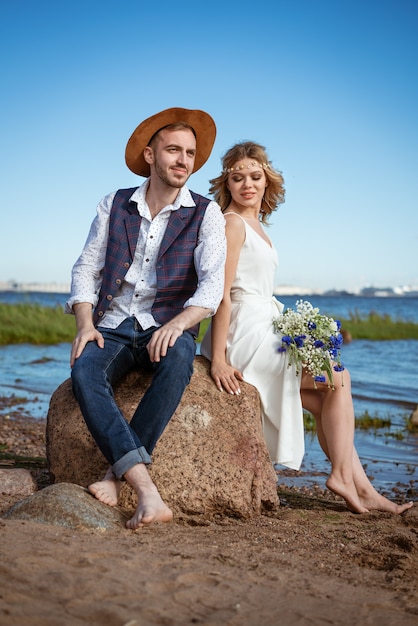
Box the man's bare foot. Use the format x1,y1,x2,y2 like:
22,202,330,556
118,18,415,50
359,491,414,514
88,467,122,507
124,463,173,530
326,474,369,514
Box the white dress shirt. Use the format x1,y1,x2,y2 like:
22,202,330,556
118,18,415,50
66,180,226,330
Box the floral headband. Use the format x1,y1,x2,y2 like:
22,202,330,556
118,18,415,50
224,160,271,173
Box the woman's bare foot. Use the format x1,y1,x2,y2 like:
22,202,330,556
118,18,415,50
326,474,369,514
88,467,122,506
359,490,414,514
124,463,173,530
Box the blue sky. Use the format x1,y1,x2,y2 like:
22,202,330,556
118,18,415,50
1,0,417,293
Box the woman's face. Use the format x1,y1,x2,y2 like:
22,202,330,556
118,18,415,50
227,158,267,210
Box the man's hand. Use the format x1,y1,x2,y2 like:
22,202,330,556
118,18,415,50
147,321,184,363
70,327,104,367
70,302,104,367
147,305,211,363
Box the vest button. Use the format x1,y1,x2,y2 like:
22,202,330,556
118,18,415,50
124,262,130,268
106,295,113,301
98,311,104,317
116,279,121,285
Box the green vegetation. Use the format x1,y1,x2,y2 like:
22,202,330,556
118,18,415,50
303,412,317,433
406,418,418,433
304,409,418,441
304,409,407,435
0,303,418,345
0,303,75,345
197,318,210,343
198,311,418,343
0,447,47,469
339,310,418,340
353,410,391,430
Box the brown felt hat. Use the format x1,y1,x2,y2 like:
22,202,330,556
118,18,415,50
125,107,216,177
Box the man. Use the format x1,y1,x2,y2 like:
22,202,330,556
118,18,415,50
66,107,226,530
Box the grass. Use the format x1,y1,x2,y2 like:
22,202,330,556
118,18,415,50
0,303,75,345
303,409,418,437
0,448,47,469
339,310,418,340
353,410,392,430
0,303,418,345
198,312,418,343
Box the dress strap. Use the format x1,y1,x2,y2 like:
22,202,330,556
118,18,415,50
224,212,247,224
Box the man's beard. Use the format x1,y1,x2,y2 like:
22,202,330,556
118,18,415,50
154,160,188,189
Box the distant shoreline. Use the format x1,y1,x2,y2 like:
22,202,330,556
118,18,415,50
0,285,70,294
1,287,418,298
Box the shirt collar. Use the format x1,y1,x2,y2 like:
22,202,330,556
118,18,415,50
129,179,196,214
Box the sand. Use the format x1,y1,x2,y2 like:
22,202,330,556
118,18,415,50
0,413,417,626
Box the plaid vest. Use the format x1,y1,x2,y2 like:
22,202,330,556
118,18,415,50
93,187,210,338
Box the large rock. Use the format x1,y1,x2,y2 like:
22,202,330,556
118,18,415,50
46,356,279,520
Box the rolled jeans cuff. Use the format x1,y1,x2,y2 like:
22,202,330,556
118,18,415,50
112,447,152,480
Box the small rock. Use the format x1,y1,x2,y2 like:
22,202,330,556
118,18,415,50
0,468,37,497
410,405,418,427
2,482,128,530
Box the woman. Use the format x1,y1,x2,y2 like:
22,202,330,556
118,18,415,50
201,141,413,514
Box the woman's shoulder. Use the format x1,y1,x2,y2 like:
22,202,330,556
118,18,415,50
224,212,247,229
224,211,245,220
224,212,246,244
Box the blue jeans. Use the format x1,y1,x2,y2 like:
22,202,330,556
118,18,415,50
71,317,196,479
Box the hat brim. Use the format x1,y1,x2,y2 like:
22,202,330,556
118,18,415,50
125,107,216,177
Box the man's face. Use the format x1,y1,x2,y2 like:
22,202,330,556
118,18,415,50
149,128,197,189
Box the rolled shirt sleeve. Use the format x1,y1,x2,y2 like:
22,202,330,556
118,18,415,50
64,191,116,314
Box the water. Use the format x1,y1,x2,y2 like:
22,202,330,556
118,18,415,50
1,291,417,496
278,294,418,324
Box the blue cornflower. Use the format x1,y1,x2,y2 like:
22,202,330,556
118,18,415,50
272,300,344,389
294,335,306,348
329,334,343,348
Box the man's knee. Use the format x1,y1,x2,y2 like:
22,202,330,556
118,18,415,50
71,348,101,392
71,357,89,394
156,334,195,379
169,334,195,366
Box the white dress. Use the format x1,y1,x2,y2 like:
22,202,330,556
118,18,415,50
200,214,305,470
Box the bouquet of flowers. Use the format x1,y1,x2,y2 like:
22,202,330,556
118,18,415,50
273,300,345,388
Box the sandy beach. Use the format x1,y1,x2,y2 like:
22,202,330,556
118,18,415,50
0,412,417,626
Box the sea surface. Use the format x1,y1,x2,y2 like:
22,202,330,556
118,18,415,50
1,291,417,497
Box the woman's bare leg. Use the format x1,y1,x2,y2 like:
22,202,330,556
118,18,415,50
301,371,413,514
350,448,413,513
301,372,368,513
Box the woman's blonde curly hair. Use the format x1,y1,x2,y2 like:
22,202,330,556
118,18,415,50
209,141,285,224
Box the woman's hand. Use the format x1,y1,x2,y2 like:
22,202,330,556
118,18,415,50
210,361,244,395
